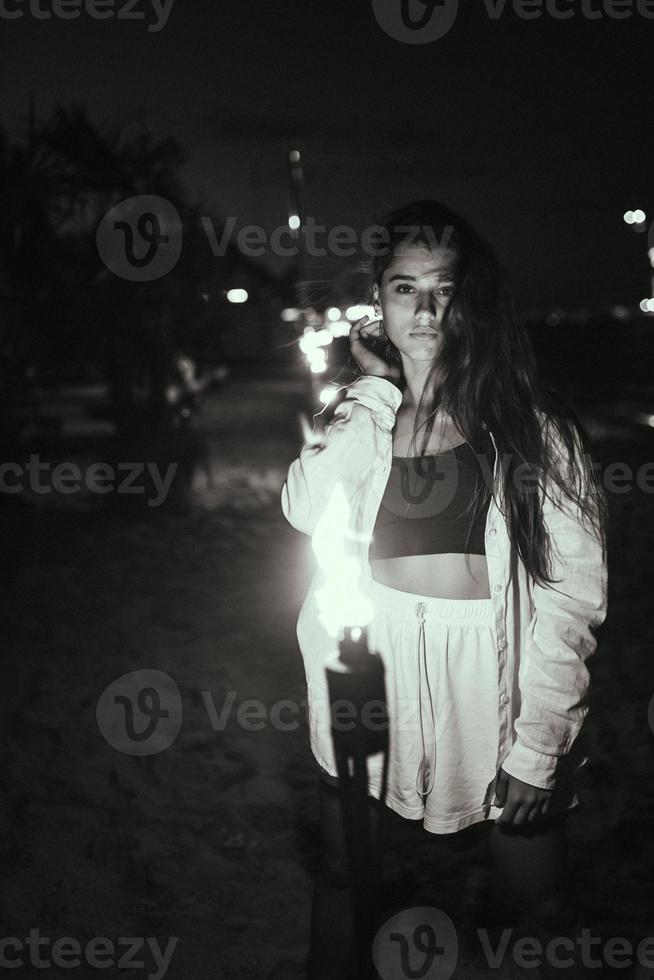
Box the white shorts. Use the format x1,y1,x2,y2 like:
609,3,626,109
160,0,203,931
319,579,505,834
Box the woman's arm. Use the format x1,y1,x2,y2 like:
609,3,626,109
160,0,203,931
281,375,403,537
501,419,608,791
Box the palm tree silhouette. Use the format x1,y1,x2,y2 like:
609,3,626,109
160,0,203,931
1,101,190,439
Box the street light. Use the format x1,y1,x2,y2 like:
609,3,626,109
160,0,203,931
286,143,306,307
623,206,653,308
624,208,647,226
226,288,248,304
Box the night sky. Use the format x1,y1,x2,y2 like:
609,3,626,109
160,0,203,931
1,0,653,309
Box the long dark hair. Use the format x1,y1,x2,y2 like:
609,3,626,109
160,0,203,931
363,199,608,588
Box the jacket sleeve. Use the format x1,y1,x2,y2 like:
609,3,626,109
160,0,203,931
501,419,609,791
280,376,402,537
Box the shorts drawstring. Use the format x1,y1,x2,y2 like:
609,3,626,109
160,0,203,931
416,601,436,798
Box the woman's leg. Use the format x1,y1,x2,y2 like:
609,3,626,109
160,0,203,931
307,777,383,980
488,815,587,977
489,815,575,929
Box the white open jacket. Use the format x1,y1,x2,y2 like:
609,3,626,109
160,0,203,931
281,375,608,791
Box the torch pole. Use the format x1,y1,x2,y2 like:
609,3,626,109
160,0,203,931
326,627,389,979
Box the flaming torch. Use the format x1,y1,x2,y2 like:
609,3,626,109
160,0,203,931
311,483,389,977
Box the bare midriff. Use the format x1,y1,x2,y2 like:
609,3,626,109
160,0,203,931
370,553,491,599
369,407,492,600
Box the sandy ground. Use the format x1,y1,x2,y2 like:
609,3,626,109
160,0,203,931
2,370,654,979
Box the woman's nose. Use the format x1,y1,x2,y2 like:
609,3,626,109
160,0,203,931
415,293,437,320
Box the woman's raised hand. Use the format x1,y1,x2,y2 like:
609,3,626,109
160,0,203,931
349,315,401,381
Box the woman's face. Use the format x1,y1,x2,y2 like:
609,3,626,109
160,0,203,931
375,243,457,364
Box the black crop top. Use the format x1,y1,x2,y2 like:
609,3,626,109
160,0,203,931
369,441,494,561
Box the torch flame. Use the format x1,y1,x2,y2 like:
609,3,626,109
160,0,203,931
311,482,373,638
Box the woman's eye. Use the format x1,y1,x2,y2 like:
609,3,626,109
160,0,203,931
394,284,454,297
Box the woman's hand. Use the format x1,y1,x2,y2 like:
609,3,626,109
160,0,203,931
350,315,401,381
494,767,553,826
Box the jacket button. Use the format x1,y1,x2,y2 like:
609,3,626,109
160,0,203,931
493,584,502,593
497,639,507,652
488,528,497,537
499,693,510,706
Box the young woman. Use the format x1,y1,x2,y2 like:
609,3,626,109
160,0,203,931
281,200,608,979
